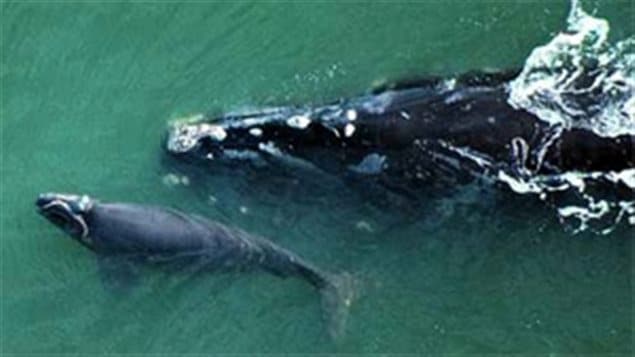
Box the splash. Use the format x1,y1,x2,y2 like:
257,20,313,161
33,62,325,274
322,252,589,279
492,0,635,234
498,169,635,234
444,138,634,235
508,0,634,138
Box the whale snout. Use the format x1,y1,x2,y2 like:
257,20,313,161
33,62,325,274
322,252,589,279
35,193,55,210
36,192,90,210
166,116,270,164
35,192,94,243
167,121,228,154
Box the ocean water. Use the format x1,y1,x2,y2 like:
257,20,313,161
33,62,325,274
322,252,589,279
1,0,633,354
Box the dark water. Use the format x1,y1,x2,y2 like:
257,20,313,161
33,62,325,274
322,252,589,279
1,0,633,354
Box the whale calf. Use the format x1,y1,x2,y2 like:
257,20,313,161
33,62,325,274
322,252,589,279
36,192,352,337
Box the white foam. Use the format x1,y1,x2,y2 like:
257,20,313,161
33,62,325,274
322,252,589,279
508,0,635,138
609,168,635,188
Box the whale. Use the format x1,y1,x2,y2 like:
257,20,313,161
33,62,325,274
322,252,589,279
165,70,634,196
35,192,353,338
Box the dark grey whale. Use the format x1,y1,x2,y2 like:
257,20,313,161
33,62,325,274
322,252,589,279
35,192,353,338
165,70,634,195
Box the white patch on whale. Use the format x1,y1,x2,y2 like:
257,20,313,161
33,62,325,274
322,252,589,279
346,109,357,121
443,78,457,91
199,123,227,141
258,141,282,156
249,128,263,137
286,115,311,129
344,123,356,137
166,122,227,153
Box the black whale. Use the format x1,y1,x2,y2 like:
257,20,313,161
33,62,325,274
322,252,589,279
166,70,634,194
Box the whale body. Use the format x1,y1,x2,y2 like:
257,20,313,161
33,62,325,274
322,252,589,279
35,193,352,337
165,70,634,194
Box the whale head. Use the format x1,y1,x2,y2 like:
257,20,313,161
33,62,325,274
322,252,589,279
36,193,94,247
165,107,358,170
166,120,253,165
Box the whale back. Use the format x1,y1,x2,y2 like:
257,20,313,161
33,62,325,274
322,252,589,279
85,203,238,256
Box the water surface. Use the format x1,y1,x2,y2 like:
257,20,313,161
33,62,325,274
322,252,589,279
1,0,633,353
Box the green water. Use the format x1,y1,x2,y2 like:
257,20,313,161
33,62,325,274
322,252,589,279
1,0,633,354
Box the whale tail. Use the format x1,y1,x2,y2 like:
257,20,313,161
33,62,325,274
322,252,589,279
254,240,356,340
319,272,356,340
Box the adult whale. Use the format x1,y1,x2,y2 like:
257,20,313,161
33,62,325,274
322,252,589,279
165,70,634,195
35,192,352,338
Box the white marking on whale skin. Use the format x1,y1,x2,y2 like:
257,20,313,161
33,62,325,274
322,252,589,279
167,124,198,152
41,200,91,240
258,141,282,156
249,128,263,137
326,126,341,138
348,153,386,175
443,78,457,91
400,111,411,120
438,140,493,170
286,115,311,129
199,123,227,141
257,141,329,176
167,122,227,153
239,117,278,128
444,91,464,105
344,123,356,137
346,109,357,121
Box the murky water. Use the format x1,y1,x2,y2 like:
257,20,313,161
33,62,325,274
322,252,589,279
1,1,632,353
